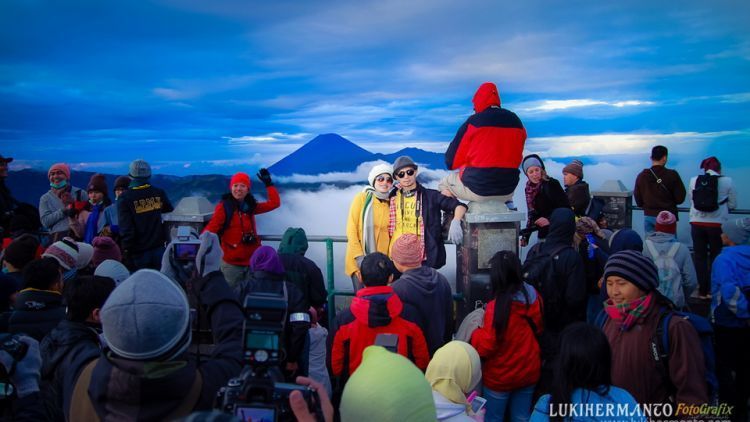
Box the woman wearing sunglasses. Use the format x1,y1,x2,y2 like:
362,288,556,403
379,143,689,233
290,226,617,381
345,163,394,290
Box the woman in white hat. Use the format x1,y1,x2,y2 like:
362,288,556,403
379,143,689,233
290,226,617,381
345,163,394,290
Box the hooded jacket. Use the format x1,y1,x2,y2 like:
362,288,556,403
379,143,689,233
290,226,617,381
634,165,687,218
643,232,698,309
331,285,429,378
445,82,527,196
117,184,174,254
203,187,280,266
8,289,66,341
711,245,750,328
40,319,102,421
278,228,327,309
470,283,543,392
392,266,454,355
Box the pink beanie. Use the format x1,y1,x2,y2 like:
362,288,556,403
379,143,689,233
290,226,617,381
92,236,122,267
230,172,251,189
48,163,71,181
655,210,677,234
390,234,424,267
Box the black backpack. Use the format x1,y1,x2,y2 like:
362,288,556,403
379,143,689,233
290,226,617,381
692,174,726,212
522,243,572,326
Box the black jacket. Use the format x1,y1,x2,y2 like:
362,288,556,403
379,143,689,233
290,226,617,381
390,183,467,269
117,184,174,254
277,228,327,310
527,177,569,239
40,320,102,421
392,266,454,356
235,270,311,366
8,289,66,341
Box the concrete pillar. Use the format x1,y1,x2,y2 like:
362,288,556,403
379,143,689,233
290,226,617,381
455,199,525,323
162,196,215,241
591,180,633,230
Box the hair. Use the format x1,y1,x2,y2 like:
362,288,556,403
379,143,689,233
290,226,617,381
64,275,116,322
22,257,61,290
3,233,40,269
549,323,612,421
651,145,668,161
359,252,394,287
488,251,527,338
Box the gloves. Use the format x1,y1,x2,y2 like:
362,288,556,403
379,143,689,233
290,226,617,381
355,255,364,269
0,335,41,398
257,168,273,187
196,231,223,276
62,207,78,218
448,219,463,246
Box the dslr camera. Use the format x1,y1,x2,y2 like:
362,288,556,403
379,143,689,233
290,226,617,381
216,293,323,421
172,226,201,262
241,232,256,245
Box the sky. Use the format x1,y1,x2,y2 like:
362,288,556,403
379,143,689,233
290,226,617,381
1,0,749,177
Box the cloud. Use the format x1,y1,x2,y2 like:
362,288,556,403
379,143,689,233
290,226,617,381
274,160,450,184
519,98,655,113
224,132,312,143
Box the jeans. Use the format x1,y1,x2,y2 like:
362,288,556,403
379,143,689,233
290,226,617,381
483,384,535,422
690,225,723,296
643,216,656,235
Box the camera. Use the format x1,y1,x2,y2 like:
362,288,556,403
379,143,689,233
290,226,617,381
0,334,29,400
173,226,201,262
241,232,256,245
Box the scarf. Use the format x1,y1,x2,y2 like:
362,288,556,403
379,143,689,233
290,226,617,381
524,180,542,228
84,203,103,243
361,187,379,256
604,292,654,332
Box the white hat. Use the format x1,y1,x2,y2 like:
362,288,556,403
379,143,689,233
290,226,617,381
368,163,393,186
94,259,131,285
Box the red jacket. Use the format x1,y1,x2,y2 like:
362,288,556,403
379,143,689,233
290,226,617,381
470,284,543,391
203,187,280,266
445,82,527,196
331,285,429,377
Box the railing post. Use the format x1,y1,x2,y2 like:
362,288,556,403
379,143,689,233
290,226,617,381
326,238,336,330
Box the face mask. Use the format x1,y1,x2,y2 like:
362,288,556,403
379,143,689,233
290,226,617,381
50,180,68,189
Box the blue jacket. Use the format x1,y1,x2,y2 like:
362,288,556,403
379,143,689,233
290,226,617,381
531,386,645,421
711,245,750,328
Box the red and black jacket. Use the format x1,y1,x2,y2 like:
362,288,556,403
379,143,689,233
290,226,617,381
445,82,527,196
330,285,429,379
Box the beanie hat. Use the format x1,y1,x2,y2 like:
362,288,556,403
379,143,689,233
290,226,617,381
3,234,39,270
425,341,482,412
722,217,750,245
700,156,721,173
91,236,122,267
655,210,677,234
129,159,151,179
368,163,393,187
230,172,251,189
393,156,418,175
94,259,130,286
603,250,659,292
341,346,437,422
522,154,545,175
390,234,424,267
42,237,79,270
101,269,191,360
562,159,584,180
249,245,286,274
87,173,108,193
76,242,94,269
114,175,131,191
48,163,71,181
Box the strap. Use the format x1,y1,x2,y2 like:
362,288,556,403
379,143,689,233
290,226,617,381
649,168,673,197
666,242,680,259
69,359,100,422
644,239,659,258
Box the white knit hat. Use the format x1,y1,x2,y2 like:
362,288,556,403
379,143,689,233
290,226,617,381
368,163,393,187
94,259,131,285
76,242,94,269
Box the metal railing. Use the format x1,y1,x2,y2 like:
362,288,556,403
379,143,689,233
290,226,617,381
632,206,750,215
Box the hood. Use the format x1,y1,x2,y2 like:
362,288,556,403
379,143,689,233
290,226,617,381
278,227,308,255
609,229,643,253
350,285,403,328
40,320,100,378
646,231,676,244
249,245,285,274
472,82,501,112
399,266,443,294
721,245,750,272
15,289,63,310
543,208,576,248
433,391,469,420
89,354,196,420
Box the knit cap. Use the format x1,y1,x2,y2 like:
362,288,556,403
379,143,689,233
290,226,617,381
390,234,424,268
3,234,40,270
655,210,677,234
521,154,545,175
249,245,285,274
94,259,130,286
42,237,79,270
603,250,659,292
129,159,151,179
91,236,122,267
48,163,71,181
393,156,418,175
87,173,108,193
101,269,191,360
368,163,393,187
114,175,131,191
76,242,94,269
230,172,251,189
562,159,584,180
341,346,436,422
722,217,750,245
425,341,482,412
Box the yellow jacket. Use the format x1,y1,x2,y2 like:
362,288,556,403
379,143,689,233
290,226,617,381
345,190,391,276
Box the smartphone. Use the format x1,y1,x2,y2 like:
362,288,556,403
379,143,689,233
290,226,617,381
470,396,487,414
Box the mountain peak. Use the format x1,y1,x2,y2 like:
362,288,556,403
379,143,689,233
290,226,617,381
268,133,373,175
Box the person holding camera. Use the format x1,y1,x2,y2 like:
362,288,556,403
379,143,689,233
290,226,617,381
69,232,244,421
204,169,280,287
0,333,45,421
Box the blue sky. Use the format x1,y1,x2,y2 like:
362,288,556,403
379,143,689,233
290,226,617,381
1,0,749,176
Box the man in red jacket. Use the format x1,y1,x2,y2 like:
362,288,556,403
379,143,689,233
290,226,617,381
440,82,527,209
330,252,429,382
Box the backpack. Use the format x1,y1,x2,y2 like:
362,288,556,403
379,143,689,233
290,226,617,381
596,307,719,404
216,198,236,240
644,240,684,307
692,174,726,212
522,243,572,326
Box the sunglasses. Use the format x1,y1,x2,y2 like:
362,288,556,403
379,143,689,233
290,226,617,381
375,175,393,183
397,169,416,178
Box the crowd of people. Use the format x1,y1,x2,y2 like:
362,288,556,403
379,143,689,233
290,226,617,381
0,82,746,421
